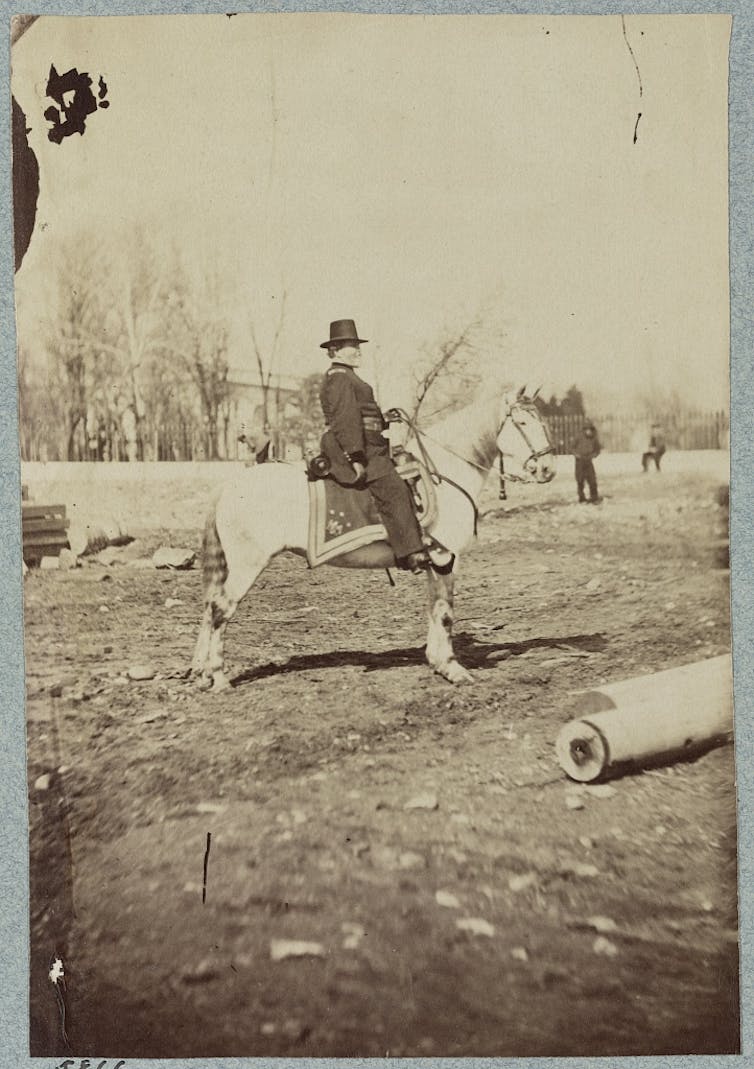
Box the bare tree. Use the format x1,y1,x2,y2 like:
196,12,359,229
41,237,117,459
164,262,233,460
281,371,325,451
248,288,288,451
409,311,492,424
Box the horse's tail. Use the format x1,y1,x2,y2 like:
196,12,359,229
202,506,228,597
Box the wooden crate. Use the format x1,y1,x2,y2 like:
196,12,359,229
22,503,70,564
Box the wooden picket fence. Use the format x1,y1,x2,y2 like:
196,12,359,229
19,410,730,462
546,411,729,455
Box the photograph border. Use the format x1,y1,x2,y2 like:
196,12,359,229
1,1,752,1066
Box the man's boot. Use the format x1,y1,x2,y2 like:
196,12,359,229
400,550,431,574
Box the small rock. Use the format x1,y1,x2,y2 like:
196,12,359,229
152,547,196,570
511,946,529,962
565,795,585,811
399,851,426,870
127,664,156,681
593,936,619,957
49,683,63,698
98,605,110,614
588,915,618,933
585,577,601,591
39,556,59,570
341,922,366,949
96,546,123,567
103,645,113,654
579,836,594,849
560,862,600,878
164,597,183,608
195,801,226,814
585,784,617,799
456,917,495,937
508,873,537,893
181,959,218,983
270,939,325,962
435,889,461,909
58,548,78,570
404,793,439,811
34,773,52,791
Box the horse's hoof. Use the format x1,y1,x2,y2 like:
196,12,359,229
440,660,473,685
211,671,232,692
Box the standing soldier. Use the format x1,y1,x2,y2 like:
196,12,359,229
319,319,430,573
642,423,666,472
572,418,602,503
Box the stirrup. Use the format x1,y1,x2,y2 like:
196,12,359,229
400,550,431,573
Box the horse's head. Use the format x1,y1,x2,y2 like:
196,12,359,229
497,386,556,483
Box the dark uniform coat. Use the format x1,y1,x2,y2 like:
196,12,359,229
571,421,601,503
319,364,394,482
319,362,423,559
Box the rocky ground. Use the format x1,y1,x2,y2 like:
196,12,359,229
24,460,738,1057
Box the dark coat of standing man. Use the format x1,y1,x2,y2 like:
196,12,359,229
572,419,601,503
318,319,430,573
642,423,666,472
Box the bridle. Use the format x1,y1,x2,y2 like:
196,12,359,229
388,399,554,528
498,401,555,499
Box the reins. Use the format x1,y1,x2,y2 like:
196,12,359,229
387,401,552,537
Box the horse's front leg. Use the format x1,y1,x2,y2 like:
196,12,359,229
425,564,473,684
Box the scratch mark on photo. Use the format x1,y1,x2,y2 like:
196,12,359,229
203,831,212,904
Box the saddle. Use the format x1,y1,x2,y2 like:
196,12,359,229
306,448,440,568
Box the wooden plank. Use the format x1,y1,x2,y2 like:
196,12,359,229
22,533,71,548
21,504,67,519
21,519,70,532
22,516,71,532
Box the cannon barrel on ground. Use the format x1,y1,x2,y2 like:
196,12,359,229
556,655,733,782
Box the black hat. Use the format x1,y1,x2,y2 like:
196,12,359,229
320,319,369,349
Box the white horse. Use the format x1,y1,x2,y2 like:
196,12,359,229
192,386,555,689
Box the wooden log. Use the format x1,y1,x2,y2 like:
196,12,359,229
67,518,132,558
556,655,733,782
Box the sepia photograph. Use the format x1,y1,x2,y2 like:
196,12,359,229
10,10,739,1059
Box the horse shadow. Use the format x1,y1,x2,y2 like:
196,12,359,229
230,631,607,687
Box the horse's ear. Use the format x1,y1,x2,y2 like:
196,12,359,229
532,385,541,400
517,384,526,400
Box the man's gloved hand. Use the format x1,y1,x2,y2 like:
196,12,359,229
352,461,367,485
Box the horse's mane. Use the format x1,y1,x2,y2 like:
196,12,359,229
423,386,510,470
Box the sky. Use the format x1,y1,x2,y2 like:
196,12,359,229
12,12,731,411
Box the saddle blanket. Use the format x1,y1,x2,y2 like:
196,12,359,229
307,478,388,567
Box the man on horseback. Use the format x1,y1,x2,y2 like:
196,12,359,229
319,319,430,573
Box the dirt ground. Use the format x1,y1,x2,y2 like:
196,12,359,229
24,460,738,1058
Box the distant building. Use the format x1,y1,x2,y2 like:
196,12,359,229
226,366,302,456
